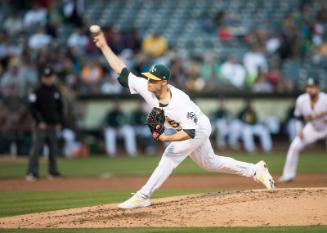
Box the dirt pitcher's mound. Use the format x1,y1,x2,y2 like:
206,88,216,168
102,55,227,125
1,188,327,228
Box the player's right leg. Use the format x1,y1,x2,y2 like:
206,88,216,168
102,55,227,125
190,138,275,190
118,138,203,209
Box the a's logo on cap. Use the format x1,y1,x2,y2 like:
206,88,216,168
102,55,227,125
308,78,314,85
151,67,157,72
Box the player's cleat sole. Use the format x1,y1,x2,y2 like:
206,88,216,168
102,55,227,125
254,161,275,191
118,193,151,209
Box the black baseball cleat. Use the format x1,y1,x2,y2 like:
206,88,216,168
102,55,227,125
48,172,64,180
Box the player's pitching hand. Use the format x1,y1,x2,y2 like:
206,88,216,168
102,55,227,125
93,32,107,49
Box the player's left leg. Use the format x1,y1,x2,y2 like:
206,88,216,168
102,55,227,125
190,138,275,190
281,124,327,182
118,135,206,209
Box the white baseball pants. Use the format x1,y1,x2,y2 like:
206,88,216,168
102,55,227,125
282,123,327,180
104,125,137,157
242,124,272,152
139,116,256,197
214,119,230,148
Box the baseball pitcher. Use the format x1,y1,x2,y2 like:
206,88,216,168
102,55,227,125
280,77,327,182
92,26,275,209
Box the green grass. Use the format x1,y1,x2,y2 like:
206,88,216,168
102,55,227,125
0,152,326,179
0,190,210,217
0,226,326,233
0,152,326,224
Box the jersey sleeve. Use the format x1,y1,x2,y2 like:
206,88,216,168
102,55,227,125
294,97,302,117
128,72,148,95
178,105,200,130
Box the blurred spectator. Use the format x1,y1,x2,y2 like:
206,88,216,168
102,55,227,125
110,28,125,55
81,58,104,93
245,28,268,48
142,32,168,57
200,53,220,82
100,75,123,95
218,24,232,42
124,28,141,54
221,57,246,88
47,1,64,25
1,85,28,156
215,11,245,42
103,102,136,157
63,0,84,27
28,27,52,50
3,12,23,36
185,58,205,91
170,56,187,90
213,10,226,28
0,33,20,72
19,57,38,95
130,102,156,154
23,3,47,28
0,100,9,154
243,46,268,86
252,68,274,93
67,28,88,49
277,13,298,60
312,23,324,47
0,63,26,97
266,33,281,55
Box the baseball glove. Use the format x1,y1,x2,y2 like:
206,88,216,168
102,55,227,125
147,107,165,140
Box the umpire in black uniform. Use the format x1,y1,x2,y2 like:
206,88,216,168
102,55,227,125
26,67,64,181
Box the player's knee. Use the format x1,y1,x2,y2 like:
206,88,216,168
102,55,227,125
159,156,179,170
289,139,303,152
166,144,188,155
198,157,220,172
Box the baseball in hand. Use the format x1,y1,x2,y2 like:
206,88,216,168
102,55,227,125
89,25,101,36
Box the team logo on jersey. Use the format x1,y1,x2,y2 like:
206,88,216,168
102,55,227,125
187,112,198,123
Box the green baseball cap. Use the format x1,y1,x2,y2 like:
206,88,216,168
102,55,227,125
306,77,320,86
142,64,171,81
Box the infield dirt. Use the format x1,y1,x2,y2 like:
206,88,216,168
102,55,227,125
1,188,326,228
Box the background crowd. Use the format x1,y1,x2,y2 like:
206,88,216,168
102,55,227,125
0,0,326,156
